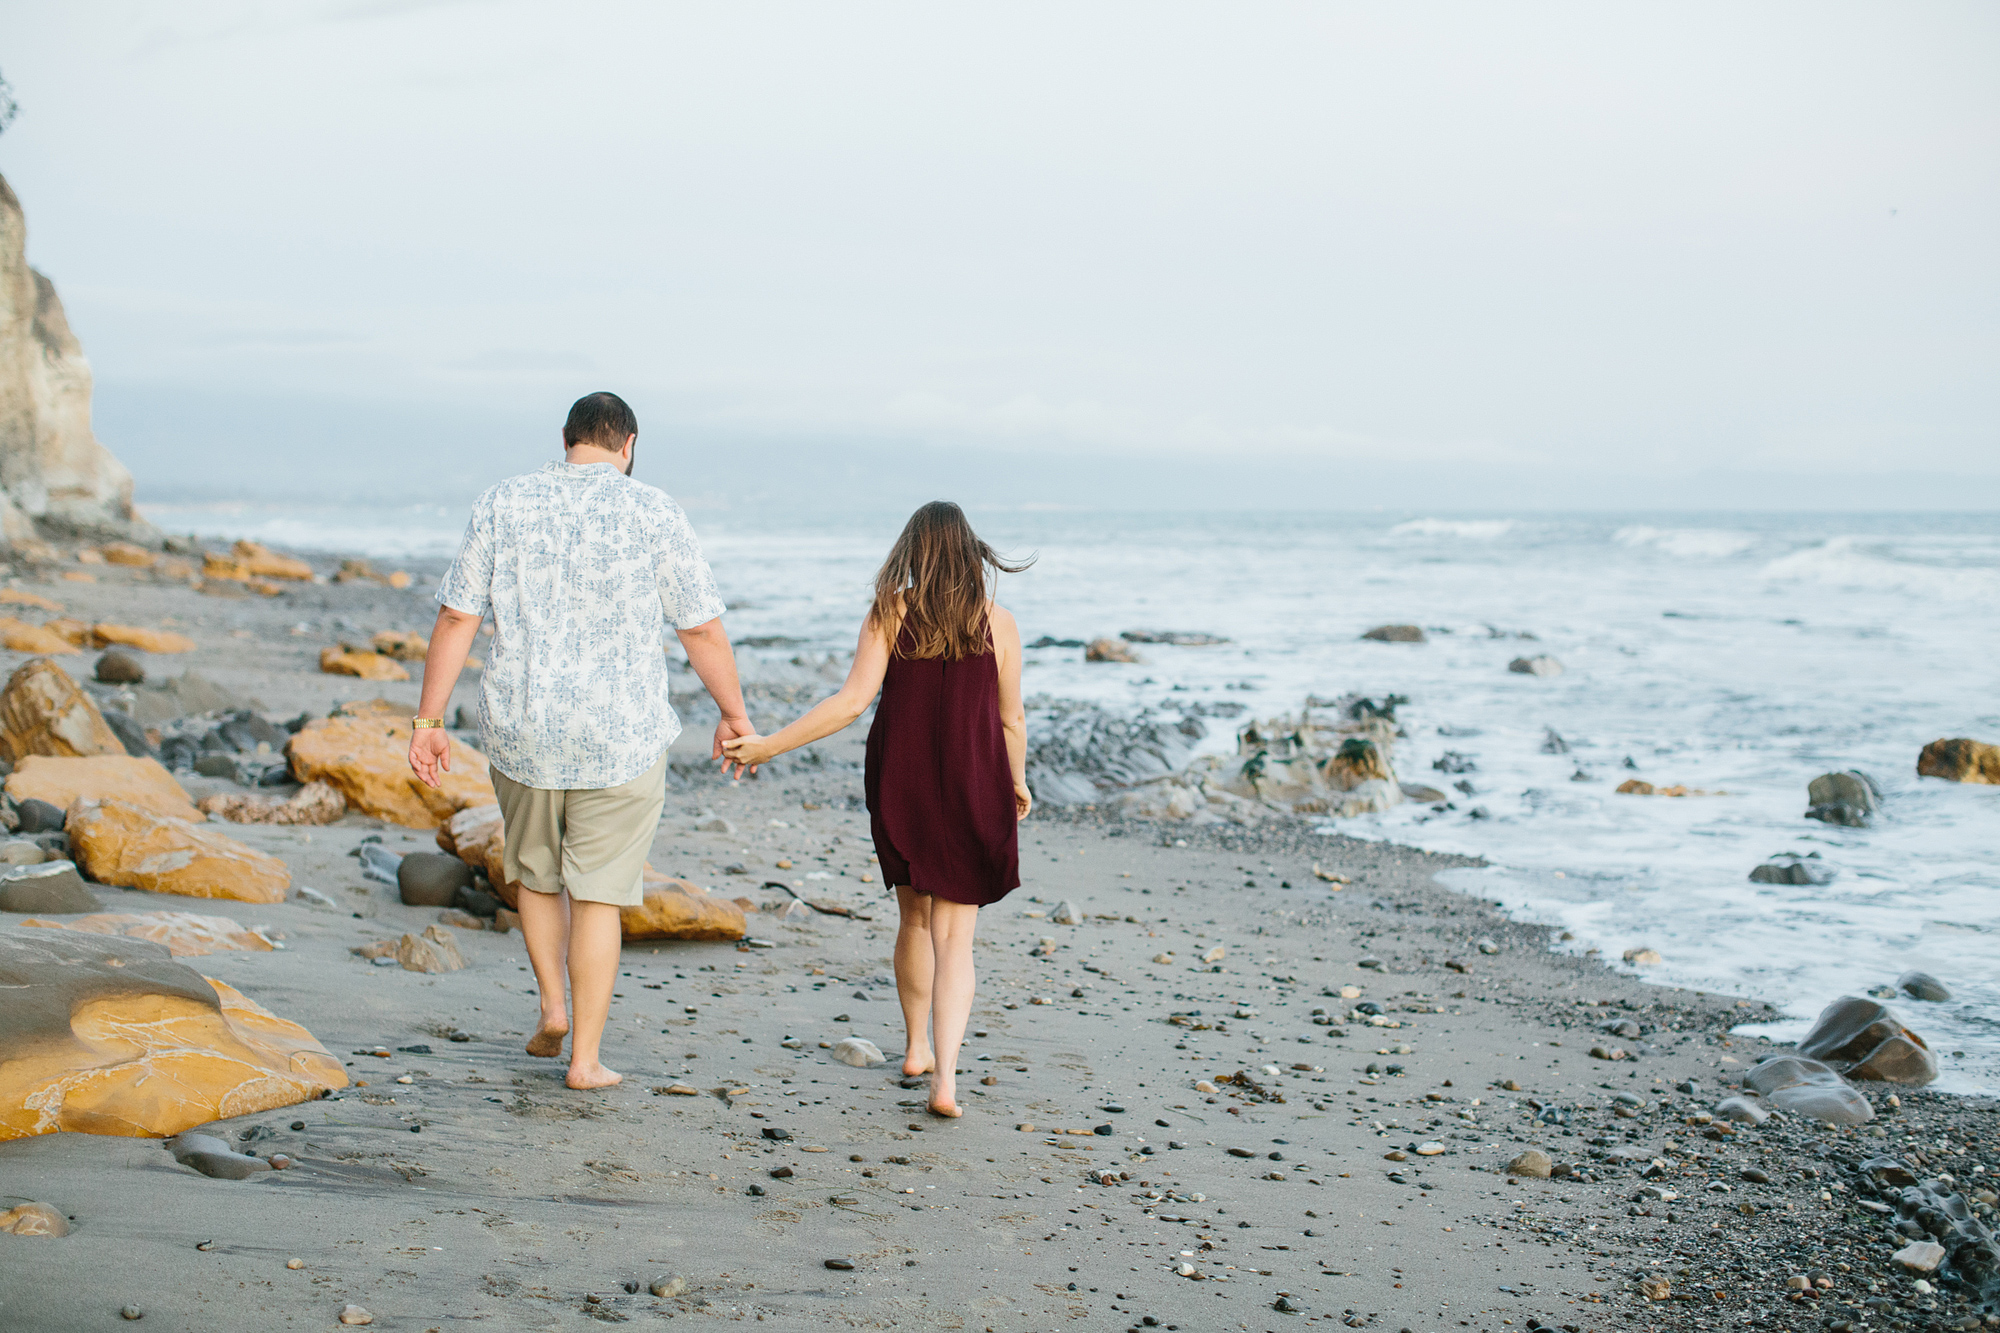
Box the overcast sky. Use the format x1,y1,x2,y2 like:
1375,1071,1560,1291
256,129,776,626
4,2,1996,509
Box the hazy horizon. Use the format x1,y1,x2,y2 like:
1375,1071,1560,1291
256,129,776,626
5,3,1998,511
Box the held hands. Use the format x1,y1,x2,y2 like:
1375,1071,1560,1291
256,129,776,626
1014,781,1033,821
408,728,453,790
714,716,765,777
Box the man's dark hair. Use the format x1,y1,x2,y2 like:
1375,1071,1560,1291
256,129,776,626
563,392,637,452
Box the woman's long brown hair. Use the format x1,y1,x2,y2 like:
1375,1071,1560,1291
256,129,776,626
872,501,1034,659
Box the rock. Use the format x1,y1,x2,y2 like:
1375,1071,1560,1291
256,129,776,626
1896,970,1951,1003
338,1304,375,1326
396,924,467,974
131,672,246,726
436,909,485,930
287,700,496,829
492,906,519,933
99,708,154,760
1120,629,1230,646
1748,852,1835,886
1476,938,1500,955
119,1306,141,1320
1892,1241,1945,1273
0,1201,69,1236
0,618,80,654
0,838,45,865
1796,996,1937,1084
1806,770,1879,827
69,799,288,903
0,174,151,541
7,754,199,821
1507,1149,1553,1178
1507,655,1563,677
0,860,97,913
1622,948,1663,966
398,851,473,906
93,650,145,684
1360,625,1426,643
196,781,346,826
91,625,195,655
1741,1054,1875,1124
1084,637,1140,664
0,928,346,1139
21,910,275,956
696,816,734,834
619,873,748,942
1050,900,1084,925
648,1275,688,1299
318,646,409,681
1399,783,1447,802
1117,782,1201,820
370,629,429,661
831,1037,886,1068
1324,737,1393,791
214,540,313,583
97,542,153,568
0,659,126,764
453,885,502,918
1916,737,2000,785
13,798,65,833
1636,1275,1671,1301
823,1258,855,1271
1330,779,1401,817
166,1131,272,1180
1712,1096,1768,1124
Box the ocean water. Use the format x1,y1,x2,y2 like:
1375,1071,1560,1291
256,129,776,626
154,501,2000,1093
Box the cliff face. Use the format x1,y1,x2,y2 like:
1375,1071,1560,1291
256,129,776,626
0,172,148,544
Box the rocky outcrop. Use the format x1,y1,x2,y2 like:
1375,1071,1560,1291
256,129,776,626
0,927,344,1139
6,754,199,821
19,911,274,957
0,861,98,913
1796,996,1937,1085
0,658,124,764
0,174,150,544
1917,738,2000,785
1024,699,1202,804
622,872,748,942
68,799,289,903
287,699,495,828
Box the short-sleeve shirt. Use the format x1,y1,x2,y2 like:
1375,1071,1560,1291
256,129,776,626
436,460,726,790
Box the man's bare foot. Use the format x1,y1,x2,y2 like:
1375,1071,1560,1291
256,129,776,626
926,1098,962,1118
902,1047,935,1077
566,1062,623,1090
525,1019,569,1058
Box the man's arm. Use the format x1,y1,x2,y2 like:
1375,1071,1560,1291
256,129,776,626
408,606,484,789
674,617,754,776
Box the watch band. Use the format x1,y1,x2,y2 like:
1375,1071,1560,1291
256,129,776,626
411,717,445,729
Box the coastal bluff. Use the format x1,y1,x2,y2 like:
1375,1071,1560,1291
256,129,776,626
0,172,150,545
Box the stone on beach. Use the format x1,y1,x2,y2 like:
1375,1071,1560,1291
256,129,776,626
1748,852,1835,885
1621,947,1663,966
1506,1149,1553,1178
1896,970,1951,1003
0,619,80,654
7,754,200,821
0,1201,69,1236
1507,655,1564,677
318,645,409,681
396,924,467,973
831,1037,886,1068
90,624,195,654
0,861,98,913
1741,1054,1874,1124
94,649,145,684
1084,637,1140,664
0,928,346,1140
1795,996,1938,1085
1891,1241,1946,1274
1916,737,2000,785
287,700,496,828
1049,899,1084,925
1712,1096,1769,1125
398,851,474,906
20,911,275,957
1360,624,1426,643
196,781,346,826
0,658,126,763
69,799,290,903
370,629,429,661
166,1130,273,1179
209,540,313,583
1805,770,1878,827
621,873,749,942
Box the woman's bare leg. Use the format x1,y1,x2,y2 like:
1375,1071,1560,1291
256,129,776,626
515,889,571,1057
894,885,936,1076
926,898,979,1116
563,900,624,1090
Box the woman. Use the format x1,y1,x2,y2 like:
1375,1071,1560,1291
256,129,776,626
722,502,1032,1117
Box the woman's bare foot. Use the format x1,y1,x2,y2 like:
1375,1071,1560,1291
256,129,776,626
926,1098,963,1118
525,1016,569,1058
565,1061,623,1090
901,1046,935,1077
927,1074,961,1117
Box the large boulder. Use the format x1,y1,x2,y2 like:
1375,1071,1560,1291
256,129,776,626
0,659,124,764
1806,770,1878,827
1741,1054,1874,1125
287,700,495,828
6,754,199,822
435,801,518,903
621,873,748,942
1795,996,1937,1085
68,799,289,904
1748,852,1836,886
0,861,98,914
398,852,473,907
1916,738,2000,786
19,911,274,957
318,646,409,681
0,927,344,1140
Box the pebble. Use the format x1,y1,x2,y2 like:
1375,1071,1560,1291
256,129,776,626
1896,970,1952,1003
830,1037,885,1068
120,1306,143,1320
1415,1142,1445,1155
1016,1123,1034,1132
649,1275,688,1298
1507,1149,1553,1179
95,649,145,684
769,1166,793,1178
286,1258,303,1269
824,1258,855,1271
762,1126,791,1141
338,1305,374,1326
1476,938,1500,954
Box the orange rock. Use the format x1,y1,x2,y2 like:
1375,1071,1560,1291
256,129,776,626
230,540,313,581
0,659,126,764
197,781,345,826
1324,737,1394,790
386,571,413,590
286,700,496,829
621,872,748,942
6,755,199,821
0,1202,68,1235
19,911,275,957
319,646,410,681
370,629,428,661
68,799,289,903
435,802,517,904
0,929,346,1141
155,556,198,582
98,543,156,568
1616,779,1655,795
0,618,80,655
43,618,93,645
91,624,197,654
58,571,95,584
1917,737,2000,785
75,549,105,565
0,588,61,611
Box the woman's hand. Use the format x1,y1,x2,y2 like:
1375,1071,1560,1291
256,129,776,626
1014,781,1033,821
722,732,780,772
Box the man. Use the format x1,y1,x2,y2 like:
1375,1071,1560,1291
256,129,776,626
409,391,751,1090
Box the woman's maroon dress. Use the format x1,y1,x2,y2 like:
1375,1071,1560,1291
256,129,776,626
864,623,1020,906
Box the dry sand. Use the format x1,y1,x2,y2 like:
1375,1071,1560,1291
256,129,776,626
2,561,1993,1332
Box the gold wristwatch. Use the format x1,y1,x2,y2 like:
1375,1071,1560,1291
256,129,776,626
412,717,445,729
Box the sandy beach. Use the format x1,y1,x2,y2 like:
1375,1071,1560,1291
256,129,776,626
2,554,1995,1333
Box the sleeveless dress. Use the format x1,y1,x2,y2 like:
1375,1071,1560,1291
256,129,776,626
863,621,1020,906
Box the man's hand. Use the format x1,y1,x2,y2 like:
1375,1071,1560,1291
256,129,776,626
714,715,759,777
409,728,453,789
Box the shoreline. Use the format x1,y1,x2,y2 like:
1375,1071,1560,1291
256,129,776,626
0,544,1993,1332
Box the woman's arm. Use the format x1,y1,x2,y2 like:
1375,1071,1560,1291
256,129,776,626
990,604,1032,819
721,614,893,770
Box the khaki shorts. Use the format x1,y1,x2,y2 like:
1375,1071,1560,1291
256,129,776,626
490,750,668,908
